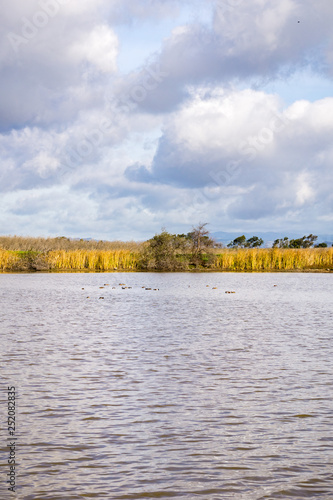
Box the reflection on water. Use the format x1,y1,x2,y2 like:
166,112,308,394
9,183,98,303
1,272,333,499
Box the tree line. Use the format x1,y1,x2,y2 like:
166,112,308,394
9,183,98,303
0,227,332,272
139,225,331,271
228,233,328,248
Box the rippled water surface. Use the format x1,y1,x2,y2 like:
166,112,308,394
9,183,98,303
1,272,333,499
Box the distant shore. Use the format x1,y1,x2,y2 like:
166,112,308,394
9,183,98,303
1,269,332,274
1,246,332,273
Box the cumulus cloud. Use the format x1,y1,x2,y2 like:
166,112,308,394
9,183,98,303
0,0,119,131
0,0,332,238
123,0,333,114
0,103,161,193
126,88,333,224
67,24,118,74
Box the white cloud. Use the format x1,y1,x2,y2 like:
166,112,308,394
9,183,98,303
214,0,297,53
0,0,333,238
295,173,315,207
0,0,119,131
128,0,333,114
68,25,118,74
127,88,333,227
23,151,61,179
168,87,283,155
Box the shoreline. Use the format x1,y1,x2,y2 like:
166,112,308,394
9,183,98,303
1,268,332,274
1,247,332,274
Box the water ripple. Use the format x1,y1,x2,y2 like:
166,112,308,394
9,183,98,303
0,272,333,499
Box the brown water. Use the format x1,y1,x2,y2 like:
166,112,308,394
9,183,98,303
1,272,333,499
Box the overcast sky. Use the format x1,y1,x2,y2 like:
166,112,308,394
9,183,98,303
1,0,333,240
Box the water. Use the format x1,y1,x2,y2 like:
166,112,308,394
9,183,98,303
1,272,333,499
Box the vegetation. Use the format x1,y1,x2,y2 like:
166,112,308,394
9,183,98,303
213,247,333,271
273,234,319,248
0,235,141,252
0,231,332,272
0,236,141,272
0,248,140,272
46,250,139,271
139,230,188,271
227,235,264,248
139,224,221,271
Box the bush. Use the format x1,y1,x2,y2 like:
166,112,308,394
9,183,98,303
138,231,189,271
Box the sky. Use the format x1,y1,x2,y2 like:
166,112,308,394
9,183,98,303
1,0,333,241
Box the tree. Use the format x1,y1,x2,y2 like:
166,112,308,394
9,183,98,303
273,237,290,248
273,235,318,248
139,229,188,271
303,234,318,248
289,234,318,248
246,236,264,248
187,223,219,256
187,223,221,267
227,235,247,248
139,224,222,270
315,242,328,248
228,235,263,248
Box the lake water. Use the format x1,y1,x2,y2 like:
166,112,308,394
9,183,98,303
1,272,333,500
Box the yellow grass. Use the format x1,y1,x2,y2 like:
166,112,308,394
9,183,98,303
213,248,333,271
0,249,21,271
0,243,332,272
0,235,142,252
45,250,140,271
0,236,143,271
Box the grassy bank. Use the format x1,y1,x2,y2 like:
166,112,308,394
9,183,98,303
0,240,332,273
0,249,140,272
213,248,333,271
46,250,139,271
0,237,142,272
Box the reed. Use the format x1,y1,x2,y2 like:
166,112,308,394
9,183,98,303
0,236,143,252
0,250,20,271
0,244,332,272
213,248,333,271
45,250,140,271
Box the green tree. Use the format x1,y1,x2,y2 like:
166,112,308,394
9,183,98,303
139,224,221,271
273,237,290,248
227,235,247,248
228,235,263,248
139,230,189,271
289,234,318,248
245,236,264,248
273,235,318,248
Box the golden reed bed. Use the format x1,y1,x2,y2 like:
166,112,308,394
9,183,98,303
0,247,332,272
0,249,139,272
212,247,333,271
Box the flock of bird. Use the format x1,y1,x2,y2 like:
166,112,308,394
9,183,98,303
80,282,243,299
82,282,161,299
81,282,280,299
